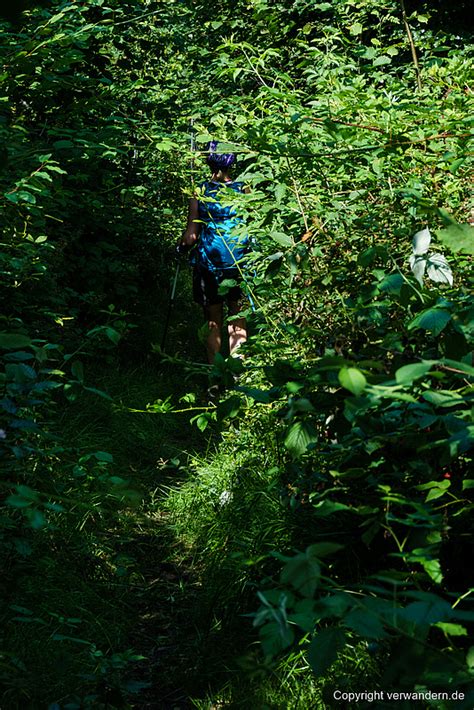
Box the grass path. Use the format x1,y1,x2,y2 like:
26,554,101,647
65,363,209,708
4,273,325,708
47,273,221,708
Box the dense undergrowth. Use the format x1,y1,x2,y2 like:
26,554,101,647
1,0,473,708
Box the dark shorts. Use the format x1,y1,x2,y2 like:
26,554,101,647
192,264,243,307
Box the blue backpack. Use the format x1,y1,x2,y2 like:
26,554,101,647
191,180,249,273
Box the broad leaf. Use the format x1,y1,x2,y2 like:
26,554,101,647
345,608,386,639
373,54,391,66
379,273,404,294
260,621,294,656
307,628,346,676
395,361,433,385
408,308,452,336
281,547,321,597
435,622,467,636
349,22,363,34
284,420,317,456
312,500,352,516
270,231,293,247
436,223,474,255
420,559,443,584
71,361,84,382
306,542,344,558
412,227,431,255
401,598,451,627
425,252,453,286
338,367,366,395
5,190,36,204
0,333,32,349
409,254,426,285
467,647,474,670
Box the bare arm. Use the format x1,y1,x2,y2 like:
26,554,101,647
180,197,201,246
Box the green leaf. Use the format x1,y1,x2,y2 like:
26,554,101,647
373,55,391,66
218,279,238,296
307,628,346,676
10,605,33,615
93,451,113,463
216,394,241,421
0,333,32,350
71,361,84,382
436,224,474,255
306,542,343,558
420,559,443,584
105,327,121,344
270,231,293,247
435,622,467,636
408,308,452,336
6,495,33,509
449,157,466,174
358,247,377,267
196,414,210,432
83,386,113,401
441,358,474,377
401,598,451,627
379,273,404,294
338,367,366,395
5,190,36,204
237,386,272,404
349,22,363,35
25,509,46,529
422,390,462,407
312,500,351,516
345,608,385,639
281,547,321,597
260,620,294,656
395,361,433,385
284,420,317,456
53,140,75,149
467,647,474,670
16,485,40,500
274,184,286,203
51,633,92,645
416,479,450,502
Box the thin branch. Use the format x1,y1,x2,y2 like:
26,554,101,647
286,157,309,232
241,47,270,88
308,116,385,134
400,0,422,92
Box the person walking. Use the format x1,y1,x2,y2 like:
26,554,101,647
180,141,250,365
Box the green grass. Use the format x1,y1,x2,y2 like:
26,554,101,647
2,284,387,708
2,294,212,707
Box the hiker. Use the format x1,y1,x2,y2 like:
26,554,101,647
180,141,250,364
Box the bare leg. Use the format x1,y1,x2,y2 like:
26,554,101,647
228,301,247,356
205,303,223,364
